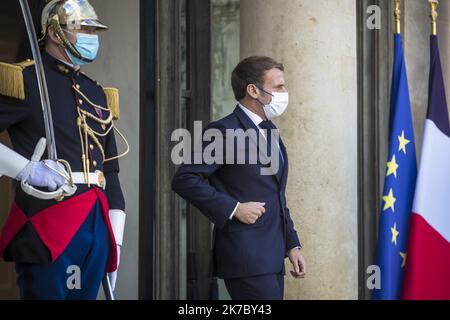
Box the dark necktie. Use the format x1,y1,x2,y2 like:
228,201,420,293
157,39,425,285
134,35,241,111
259,120,285,181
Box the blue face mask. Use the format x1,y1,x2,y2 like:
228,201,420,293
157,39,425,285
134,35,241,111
64,32,100,66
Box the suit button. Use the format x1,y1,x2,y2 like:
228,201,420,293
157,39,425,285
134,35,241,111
75,84,80,89
90,144,94,151
93,160,97,167
79,99,83,105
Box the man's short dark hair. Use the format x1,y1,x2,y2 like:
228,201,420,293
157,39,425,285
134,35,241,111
231,56,284,101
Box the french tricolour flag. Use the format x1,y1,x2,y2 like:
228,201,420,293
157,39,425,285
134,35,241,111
402,35,450,300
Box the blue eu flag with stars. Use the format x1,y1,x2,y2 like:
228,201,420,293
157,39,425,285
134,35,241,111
372,34,418,300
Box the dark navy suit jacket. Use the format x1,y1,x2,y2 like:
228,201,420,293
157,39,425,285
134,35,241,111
172,106,301,279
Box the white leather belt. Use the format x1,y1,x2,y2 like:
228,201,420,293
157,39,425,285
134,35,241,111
71,170,106,189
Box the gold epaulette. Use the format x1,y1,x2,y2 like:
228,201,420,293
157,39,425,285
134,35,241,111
103,87,120,120
0,59,34,100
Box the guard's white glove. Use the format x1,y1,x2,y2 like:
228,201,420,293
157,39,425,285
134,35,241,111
107,209,126,292
0,141,70,191
17,160,68,191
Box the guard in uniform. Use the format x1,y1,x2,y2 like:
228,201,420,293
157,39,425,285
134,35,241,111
0,0,128,300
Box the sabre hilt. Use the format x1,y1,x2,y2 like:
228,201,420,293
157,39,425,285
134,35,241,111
20,138,77,201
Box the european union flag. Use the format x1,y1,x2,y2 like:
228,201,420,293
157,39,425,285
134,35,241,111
372,34,418,300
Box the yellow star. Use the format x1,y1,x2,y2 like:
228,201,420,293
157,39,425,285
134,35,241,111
400,252,407,268
386,155,399,178
398,131,411,155
391,223,400,246
383,189,396,212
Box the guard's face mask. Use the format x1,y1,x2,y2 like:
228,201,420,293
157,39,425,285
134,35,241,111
64,30,100,66
256,87,289,120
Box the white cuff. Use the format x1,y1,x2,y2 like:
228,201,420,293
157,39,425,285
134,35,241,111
229,202,240,220
109,209,126,246
0,143,30,179
288,246,302,255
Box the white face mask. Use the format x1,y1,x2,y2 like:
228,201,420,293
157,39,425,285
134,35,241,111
262,91,289,120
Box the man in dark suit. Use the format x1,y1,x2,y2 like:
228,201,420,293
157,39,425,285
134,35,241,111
172,56,306,300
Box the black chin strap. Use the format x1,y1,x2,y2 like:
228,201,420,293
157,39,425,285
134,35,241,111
255,86,274,106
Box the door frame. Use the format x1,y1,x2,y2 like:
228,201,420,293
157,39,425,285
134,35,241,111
138,0,157,300
142,0,213,300
356,0,396,300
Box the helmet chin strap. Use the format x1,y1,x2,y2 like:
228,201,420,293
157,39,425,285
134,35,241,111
59,43,94,65
54,42,73,64
61,29,95,63
52,27,79,56
53,30,93,65
47,15,90,63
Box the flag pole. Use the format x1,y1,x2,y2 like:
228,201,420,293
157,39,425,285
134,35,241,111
429,0,438,35
394,0,401,34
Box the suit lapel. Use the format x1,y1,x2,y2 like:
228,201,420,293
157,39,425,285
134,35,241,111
279,137,289,190
234,106,260,139
234,106,281,184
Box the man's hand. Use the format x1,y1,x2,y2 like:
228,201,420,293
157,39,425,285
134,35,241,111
234,202,266,225
288,248,306,279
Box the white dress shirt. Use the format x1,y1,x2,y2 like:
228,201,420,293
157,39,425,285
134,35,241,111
228,104,267,220
227,105,301,252
239,103,265,134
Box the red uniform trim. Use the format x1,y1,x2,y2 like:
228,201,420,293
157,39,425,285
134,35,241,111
0,188,118,272
94,187,118,272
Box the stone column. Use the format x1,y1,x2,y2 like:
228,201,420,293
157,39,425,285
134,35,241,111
240,0,358,299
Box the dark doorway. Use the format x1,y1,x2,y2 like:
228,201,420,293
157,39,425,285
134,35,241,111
150,0,213,300
357,0,394,300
